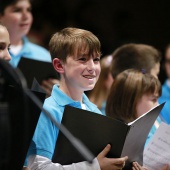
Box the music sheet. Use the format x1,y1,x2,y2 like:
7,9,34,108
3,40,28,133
143,122,170,170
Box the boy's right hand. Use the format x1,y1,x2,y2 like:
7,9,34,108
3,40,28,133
97,144,128,170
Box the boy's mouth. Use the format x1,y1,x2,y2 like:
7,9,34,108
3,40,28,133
83,75,96,79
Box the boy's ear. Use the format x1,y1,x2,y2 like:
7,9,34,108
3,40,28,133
53,58,64,74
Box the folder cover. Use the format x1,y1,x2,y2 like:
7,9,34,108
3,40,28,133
52,103,165,169
18,58,59,88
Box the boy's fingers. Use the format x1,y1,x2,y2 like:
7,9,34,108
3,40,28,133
98,144,111,158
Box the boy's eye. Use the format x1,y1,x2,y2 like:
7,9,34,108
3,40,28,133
94,57,100,62
12,7,32,13
152,97,158,102
0,44,5,50
27,7,32,12
79,58,87,61
12,7,22,12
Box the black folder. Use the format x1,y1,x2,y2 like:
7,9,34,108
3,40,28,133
18,57,59,88
6,86,46,170
52,103,165,169
0,59,46,169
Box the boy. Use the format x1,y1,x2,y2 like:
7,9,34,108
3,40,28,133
27,27,128,170
0,23,11,61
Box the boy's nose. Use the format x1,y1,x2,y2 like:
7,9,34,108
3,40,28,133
87,59,95,71
5,50,11,61
22,10,31,20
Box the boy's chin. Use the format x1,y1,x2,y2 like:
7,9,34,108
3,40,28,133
84,85,95,91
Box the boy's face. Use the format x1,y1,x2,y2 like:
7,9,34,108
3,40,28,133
62,49,101,93
0,0,33,40
0,26,11,61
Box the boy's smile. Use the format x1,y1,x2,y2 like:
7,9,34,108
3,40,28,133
61,53,101,94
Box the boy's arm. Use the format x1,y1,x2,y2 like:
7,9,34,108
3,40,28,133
28,144,128,170
28,155,100,170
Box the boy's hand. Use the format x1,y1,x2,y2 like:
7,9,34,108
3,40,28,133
97,144,128,170
41,78,60,97
132,162,148,170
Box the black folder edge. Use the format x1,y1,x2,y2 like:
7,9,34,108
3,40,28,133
52,102,165,169
18,57,59,88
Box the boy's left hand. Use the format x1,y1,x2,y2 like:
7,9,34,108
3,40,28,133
132,162,148,170
41,78,60,97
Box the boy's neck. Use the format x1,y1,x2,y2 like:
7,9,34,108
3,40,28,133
59,82,83,103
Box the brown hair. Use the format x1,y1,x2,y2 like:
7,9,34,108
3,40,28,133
111,43,161,79
49,27,101,62
106,69,162,123
0,0,31,14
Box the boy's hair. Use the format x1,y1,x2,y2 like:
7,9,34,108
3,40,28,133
111,43,162,79
0,0,32,14
49,27,101,62
106,69,162,123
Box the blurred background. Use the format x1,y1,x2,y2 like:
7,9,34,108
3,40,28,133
28,0,170,83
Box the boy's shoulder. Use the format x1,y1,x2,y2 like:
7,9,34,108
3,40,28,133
23,37,51,62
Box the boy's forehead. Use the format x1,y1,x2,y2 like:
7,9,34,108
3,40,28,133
74,49,100,58
72,46,87,55
68,41,101,59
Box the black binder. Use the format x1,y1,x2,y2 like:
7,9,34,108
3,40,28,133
18,58,59,88
53,103,165,169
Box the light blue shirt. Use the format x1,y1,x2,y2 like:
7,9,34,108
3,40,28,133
9,36,51,68
27,85,103,160
158,79,170,124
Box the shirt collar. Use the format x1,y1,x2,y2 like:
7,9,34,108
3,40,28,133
51,85,81,107
51,85,98,111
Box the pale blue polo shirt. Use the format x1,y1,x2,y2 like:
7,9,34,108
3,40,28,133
27,85,103,160
9,36,51,68
158,80,170,124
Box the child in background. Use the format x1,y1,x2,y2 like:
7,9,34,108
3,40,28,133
106,69,161,124
110,43,162,142
0,22,30,170
0,0,59,96
0,23,11,61
106,69,170,170
27,27,128,170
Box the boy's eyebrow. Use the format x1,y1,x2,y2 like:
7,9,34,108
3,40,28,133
0,42,6,45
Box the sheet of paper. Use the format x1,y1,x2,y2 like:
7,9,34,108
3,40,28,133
143,122,170,170
128,104,160,125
